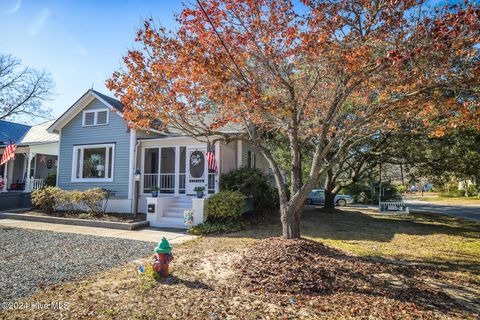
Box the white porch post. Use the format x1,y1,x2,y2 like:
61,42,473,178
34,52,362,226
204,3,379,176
215,143,220,193
174,145,180,196
237,140,243,169
24,151,34,193
2,160,8,192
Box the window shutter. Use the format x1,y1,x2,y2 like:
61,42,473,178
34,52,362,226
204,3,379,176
97,111,108,125
84,112,95,126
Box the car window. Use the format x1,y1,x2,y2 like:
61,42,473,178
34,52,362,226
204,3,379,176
314,191,324,197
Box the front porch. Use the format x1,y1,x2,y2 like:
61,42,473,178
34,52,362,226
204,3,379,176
136,137,241,227
139,139,220,197
1,145,58,193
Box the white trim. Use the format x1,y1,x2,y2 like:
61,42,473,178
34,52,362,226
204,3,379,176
237,140,242,168
128,129,136,200
82,108,110,127
215,143,220,193
71,143,115,183
48,90,123,134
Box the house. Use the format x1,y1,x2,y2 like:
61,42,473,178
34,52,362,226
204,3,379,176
47,89,268,227
0,119,59,193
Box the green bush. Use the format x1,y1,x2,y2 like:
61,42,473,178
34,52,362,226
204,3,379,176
31,187,60,213
220,167,277,211
188,220,245,235
205,191,246,222
32,187,109,215
44,171,57,187
75,188,108,216
397,185,407,193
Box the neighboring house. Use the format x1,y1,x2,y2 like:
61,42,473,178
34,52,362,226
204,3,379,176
47,89,268,227
0,119,59,193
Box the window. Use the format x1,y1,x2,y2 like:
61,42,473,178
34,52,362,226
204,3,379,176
82,109,109,126
72,144,114,182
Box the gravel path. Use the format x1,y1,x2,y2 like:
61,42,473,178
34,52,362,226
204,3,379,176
0,226,153,303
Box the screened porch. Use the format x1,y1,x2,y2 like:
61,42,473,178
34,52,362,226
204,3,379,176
141,145,217,196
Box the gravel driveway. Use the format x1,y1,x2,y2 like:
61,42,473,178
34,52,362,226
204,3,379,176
0,226,153,303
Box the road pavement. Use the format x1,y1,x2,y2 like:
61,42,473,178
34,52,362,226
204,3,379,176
404,199,480,222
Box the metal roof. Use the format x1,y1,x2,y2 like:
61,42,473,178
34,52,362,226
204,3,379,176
0,120,31,147
18,120,59,146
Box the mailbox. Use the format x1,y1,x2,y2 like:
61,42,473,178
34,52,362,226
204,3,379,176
148,203,155,213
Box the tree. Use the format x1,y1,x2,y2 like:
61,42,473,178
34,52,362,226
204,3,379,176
0,53,54,121
107,0,480,239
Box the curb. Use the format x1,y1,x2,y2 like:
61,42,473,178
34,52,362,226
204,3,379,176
0,212,149,230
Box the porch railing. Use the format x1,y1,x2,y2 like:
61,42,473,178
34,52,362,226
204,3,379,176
31,179,45,190
159,173,175,193
143,173,176,193
143,173,158,192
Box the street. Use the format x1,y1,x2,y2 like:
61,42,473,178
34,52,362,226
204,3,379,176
404,199,480,222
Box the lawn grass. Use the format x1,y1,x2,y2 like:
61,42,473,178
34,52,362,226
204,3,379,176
2,207,479,319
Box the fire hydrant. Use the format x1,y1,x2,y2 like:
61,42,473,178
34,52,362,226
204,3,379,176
152,237,174,277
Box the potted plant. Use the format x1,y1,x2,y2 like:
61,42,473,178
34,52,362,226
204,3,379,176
151,185,159,197
194,186,205,198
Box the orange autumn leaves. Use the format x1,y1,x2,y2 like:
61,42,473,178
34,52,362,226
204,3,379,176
106,0,480,141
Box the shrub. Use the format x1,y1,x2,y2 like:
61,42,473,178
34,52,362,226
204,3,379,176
188,220,245,235
220,167,277,211
31,187,60,213
44,171,57,187
397,185,407,193
205,191,246,222
32,187,110,215
75,188,108,216
55,189,80,213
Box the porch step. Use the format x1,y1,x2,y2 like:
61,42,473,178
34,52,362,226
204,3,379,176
164,211,185,218
156,217,186,229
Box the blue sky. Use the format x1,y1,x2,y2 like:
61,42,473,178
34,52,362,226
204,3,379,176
0,0,182,124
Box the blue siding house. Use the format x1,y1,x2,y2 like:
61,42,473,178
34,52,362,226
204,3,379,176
48,89,269,227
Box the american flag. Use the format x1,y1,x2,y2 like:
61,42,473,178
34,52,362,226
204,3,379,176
0,143,16,166
206,151,217,172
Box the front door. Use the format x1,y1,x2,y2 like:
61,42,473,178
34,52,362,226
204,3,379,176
186,147,207,195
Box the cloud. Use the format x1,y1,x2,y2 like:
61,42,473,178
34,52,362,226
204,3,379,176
27,8,53,36
1,0,21,15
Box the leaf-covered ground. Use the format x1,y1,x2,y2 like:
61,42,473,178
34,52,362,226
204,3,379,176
2,208,479,319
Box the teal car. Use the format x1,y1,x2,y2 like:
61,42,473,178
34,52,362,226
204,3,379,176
305,189,354,206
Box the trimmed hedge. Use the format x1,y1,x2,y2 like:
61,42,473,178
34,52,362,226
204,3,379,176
31,187,109,216
205,191,246,222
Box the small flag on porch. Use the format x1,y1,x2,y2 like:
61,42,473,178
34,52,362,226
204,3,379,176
0,143,16,166
206,151,217,172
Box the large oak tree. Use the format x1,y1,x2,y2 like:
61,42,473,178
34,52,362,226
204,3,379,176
108,0,480,239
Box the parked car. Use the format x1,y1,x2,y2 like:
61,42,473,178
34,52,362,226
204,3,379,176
305,189,354,206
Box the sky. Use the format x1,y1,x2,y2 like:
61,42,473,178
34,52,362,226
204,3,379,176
0,0,183,124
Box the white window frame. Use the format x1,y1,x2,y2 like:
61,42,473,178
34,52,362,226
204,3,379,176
82,108,110,127
71,143,115,182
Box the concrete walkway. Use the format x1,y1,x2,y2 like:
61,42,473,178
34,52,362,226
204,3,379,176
0,219,197,244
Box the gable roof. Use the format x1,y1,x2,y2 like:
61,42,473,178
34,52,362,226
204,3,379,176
48,89,124,133
0,120,31,147
91,90,123,113
18,120,59,146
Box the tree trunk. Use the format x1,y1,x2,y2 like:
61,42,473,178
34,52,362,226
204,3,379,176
324,189,336,210
281,205,301,239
